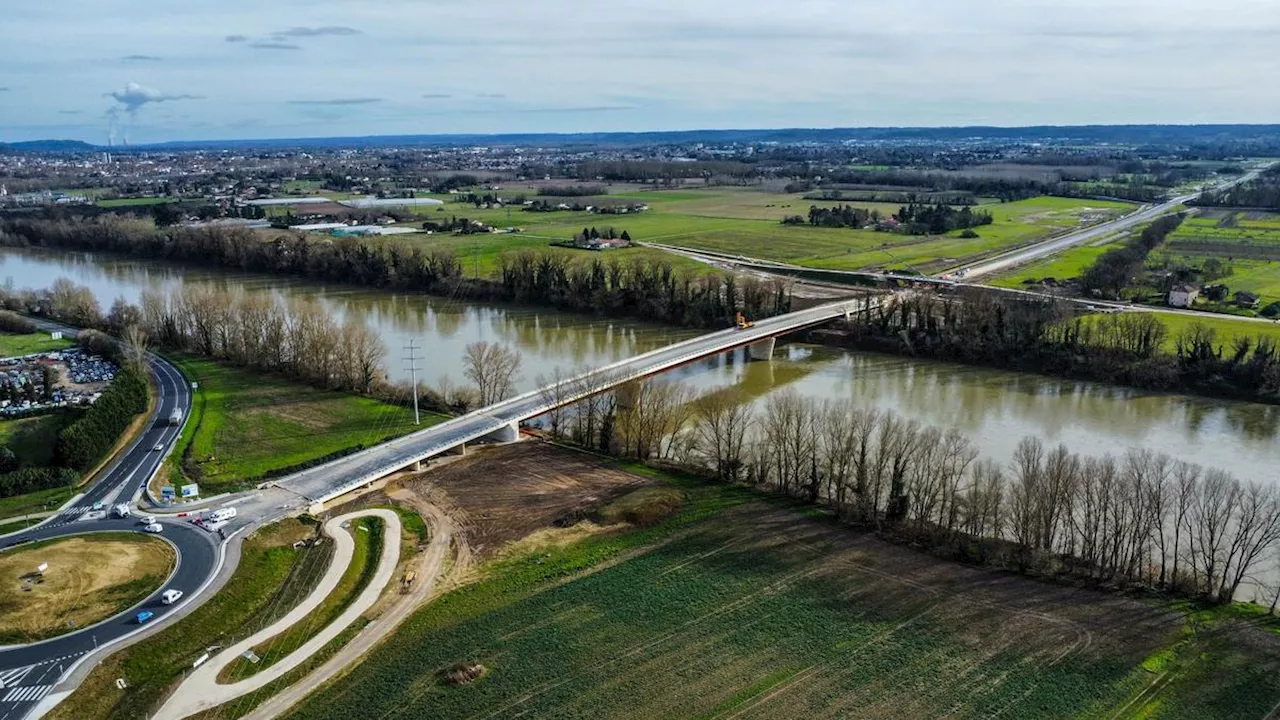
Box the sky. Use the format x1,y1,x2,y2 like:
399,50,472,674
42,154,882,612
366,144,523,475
1,0,1278,144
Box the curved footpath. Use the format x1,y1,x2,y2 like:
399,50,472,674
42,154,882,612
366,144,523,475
155,509,402,720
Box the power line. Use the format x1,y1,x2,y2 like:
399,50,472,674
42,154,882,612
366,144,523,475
404,339,421,425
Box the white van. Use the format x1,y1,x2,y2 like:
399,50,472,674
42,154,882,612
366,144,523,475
161,589,183,605
143,523,163,533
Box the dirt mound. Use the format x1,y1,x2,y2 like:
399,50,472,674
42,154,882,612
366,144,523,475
441,662,485,685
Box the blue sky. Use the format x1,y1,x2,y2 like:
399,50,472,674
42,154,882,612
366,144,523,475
1,0,1277,143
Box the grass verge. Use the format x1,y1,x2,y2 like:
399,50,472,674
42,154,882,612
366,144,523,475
219,516,383,682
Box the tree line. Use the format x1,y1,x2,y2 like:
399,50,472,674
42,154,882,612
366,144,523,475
895,203,993,235
839,290,1280,404
56,364,148,471
1193,166,1280,210
541,374,1280,604
0,216,786,331
498,250,791,328
1079,213,1186,298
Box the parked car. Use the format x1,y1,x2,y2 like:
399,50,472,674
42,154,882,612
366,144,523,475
161,589,183,605
136,610,154,624
143,523,163,533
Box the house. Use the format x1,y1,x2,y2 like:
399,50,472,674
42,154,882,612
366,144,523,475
1234,290,1261,309
1168,284,1199,308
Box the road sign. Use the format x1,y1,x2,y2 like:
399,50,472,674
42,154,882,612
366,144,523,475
180,483,199,498
161,486,176,501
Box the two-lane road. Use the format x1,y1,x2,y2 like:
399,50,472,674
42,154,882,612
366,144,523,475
0,323,199,719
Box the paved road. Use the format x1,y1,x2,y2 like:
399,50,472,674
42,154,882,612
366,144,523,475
0,323,199,720
957,165,1271,279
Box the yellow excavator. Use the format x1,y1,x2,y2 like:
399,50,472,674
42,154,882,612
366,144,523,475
735,312,754,330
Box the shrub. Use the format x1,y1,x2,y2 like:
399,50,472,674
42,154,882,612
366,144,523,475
0,310,35,334
56,365,148,470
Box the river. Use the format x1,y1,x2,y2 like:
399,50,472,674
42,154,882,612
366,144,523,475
2,247,1277,482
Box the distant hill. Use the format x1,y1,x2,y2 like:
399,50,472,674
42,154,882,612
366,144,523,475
7,139,99,153
131,124,1280,151
6,125,1280,153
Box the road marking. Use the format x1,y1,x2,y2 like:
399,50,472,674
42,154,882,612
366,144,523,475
0,667,32,689
2,685,51,703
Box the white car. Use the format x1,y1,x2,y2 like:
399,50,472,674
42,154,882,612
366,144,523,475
139,515,157,525
161,589,183,605
152,442,163,452
143,523,163,533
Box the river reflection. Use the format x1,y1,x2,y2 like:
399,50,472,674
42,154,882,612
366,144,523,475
3,247,1277,481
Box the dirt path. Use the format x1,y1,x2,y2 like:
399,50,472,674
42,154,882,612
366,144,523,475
154,509,402,720
240,492,460,720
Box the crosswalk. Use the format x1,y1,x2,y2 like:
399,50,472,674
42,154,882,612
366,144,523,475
2,685,51,703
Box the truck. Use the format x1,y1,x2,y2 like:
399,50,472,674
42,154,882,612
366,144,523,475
202,519,229,534
206,507,237,523
112,503,132,518
168,408,183,427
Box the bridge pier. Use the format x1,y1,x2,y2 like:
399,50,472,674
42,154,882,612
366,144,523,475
747,336,776,362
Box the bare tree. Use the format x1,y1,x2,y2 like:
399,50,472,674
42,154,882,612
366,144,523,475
694,389,755,484
121,323,150,372
463,341,522,406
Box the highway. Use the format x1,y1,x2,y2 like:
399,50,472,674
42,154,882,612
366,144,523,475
957,165,1272,278
0,325,200,720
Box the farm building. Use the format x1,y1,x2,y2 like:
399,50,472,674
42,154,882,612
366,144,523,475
1167,284,1199,308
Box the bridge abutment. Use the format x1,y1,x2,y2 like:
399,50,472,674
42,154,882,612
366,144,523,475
482,421,521,444
748,336,776,361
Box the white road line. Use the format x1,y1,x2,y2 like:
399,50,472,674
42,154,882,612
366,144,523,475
0,667,32,689
2,684,51,703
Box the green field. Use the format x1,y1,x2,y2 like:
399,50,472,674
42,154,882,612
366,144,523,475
0,331,74,358
97,196,180,208
350,189,1134,277
1150,211,1280,311
990,238,1128,288
1144,312,1280,352
166,356,443,491
47,518,331,720
281,466,1280,720
0,411,72,467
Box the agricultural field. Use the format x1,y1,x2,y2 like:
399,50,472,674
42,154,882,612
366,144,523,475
282,443,1280,720
164,356,442,492
0,533,174,643
0,485,74,525
0,330,74,357
306,187,1134,277
1150,210,1280,311
1136,312,1280,353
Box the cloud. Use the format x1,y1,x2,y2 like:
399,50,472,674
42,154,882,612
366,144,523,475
224,34,248,42
287,98,382,106
422,93,452,99
249,42,302,51
272,26,361,39
0,87,9,92
122,54,163,62
108,82,201,114
517,105,634,114
476,93,506,99
59,110,81,115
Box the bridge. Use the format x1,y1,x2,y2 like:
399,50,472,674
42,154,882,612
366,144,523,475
271,298,870,506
